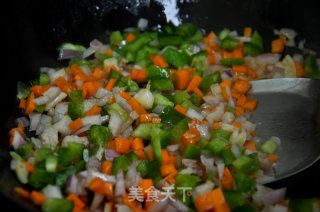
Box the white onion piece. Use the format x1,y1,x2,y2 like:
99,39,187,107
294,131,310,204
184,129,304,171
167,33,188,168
263,188,286,205
203,96,221,107
169,199,189,212
81,115,102,126
129,111,139,120
105,149,121,160
137,18,148,30
195,181,215,197
256,53,281,65
206,103,224,124
279,28,297,40
148,198,169,212
104,202,112,212
186,108,204,121
101,115,109,124
10,160,18,170
231,144,241,158
88,170,116,184
72,124,91,135
95,87,113,98
82,46,96,58
48,69,66,84
90,39,103,49
66,174,79,194
233,36,252,42
31,137,42,149
115,94,132,113
90,193,104,211
42,185,63,198
86,157,101,171
120,126,133,139
215,158,225,180
197,124,210,140
115,204,133,212
36,114,52,135
33,96,50,105
62,135,89,147
29,113,42,131
59,49,82,60
167,144,180,152
16,116,30,128
45,92,67,111
200,155,215,172
109,112,123,137
12,129,26,150
15,161,28,184
115,170,125,197
152,105,166,114
134,88,154,109
52,115,72,136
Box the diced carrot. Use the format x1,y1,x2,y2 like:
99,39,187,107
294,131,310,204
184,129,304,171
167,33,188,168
243,99,258,110
203,31,216,44
126,33,136,43
107,96,116,104
174,105,187,115
151,117,161,124
30,190,46,206
163,170,178,184
187,75,203,92
267,154,279,163
55,76,71,93
66,193,85,209
231,92,241,99
123,193,138,209
221,167,234,190
108,139,116,150
105,78,117,91
131,69,139,80
101,161,112,175
23,161,35,173
152,55,169,68
136,68,147,82
271,38,284,53
84,105,102,116
232,121,241,128
207,53,215,64
279,34,287,45
232,47,244,58
220,49,233,59
138,179,154,198
83,81,98,97
236,95,247,107
232,65,247,74
106,48,113,56
105,65,118,78
212,122,221,129
127,97,147,115
135,150,146,160
244,140,256,150
139,114,153,123
30,85,51,97
247,68,258,78
131,137,144,151
69,118,83,132
14,187,30,199
244,27,252,37
193,87,204,98
146,149,155,161
235,106,244,117
89,177,113,197
119,90,131,100
71,64,89,82
220,80,232,89
233,78,251,94
25,92,36,115
175,69,191,90
19,98,27,110
221,87,229,102
250,130,256,137
162,149,177,165
277,200,288,207
92,67,106,80
195,188,230,212
160,163,177,176
115,138,131,154
294,61,307,78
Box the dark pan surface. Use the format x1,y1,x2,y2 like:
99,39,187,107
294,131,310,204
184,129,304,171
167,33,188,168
2,0,320,210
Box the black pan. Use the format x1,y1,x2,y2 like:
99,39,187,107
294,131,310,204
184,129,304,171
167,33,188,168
2,0,320,211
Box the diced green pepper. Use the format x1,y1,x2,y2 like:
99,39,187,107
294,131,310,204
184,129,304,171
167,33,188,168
210,129,231,140
162,22,177,34
170,118,189,141
259,139,278,154
125,51,136,62
189,93,202,107
177,23,203,42
89,125,111,147
42,198,74,212
199,71,222,93
173,90,189,105
218,29,231,40
207,137,230,155
57,147,72,167
46,155,58,173
115,76,129,88
220,148,236,165
126,79,139,92
220,58,245,66
17,81,30,99
35,147,53,163
136,160,150,177
10,151,24,162
304,55,318,74
243,31,264,56
220,36,239,51
153,93,174,107
181,100,199,111
180,42,195,55
132,123,161,140
233,173,256,196
67,142,85,162
126,151,139,162
29,168,56,189
289,198,315,212
59,43,85,52
151,135,162,164
223,190,245,209
125,36,151,53
105,102,129,122
159,106,185,125
34,105,46,113
68,57,93,67
39,74,50,85
55,167,77,188
198,138,209,149
158,34,182,47
232,153,260,174
232,204,258,212
183,144,201,159
111,155,131,175
162,48,190,68
16,142,34,157
146,65,171,80
150,79,174,91
191,52,209,72
98,53,111,63
175,174,202,206
108,68,122,80
151,128,171,148
110,31,124,45
68,101,84,120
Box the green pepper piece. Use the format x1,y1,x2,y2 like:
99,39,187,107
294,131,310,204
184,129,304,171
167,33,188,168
17,81,30,99
233,173,256,196
39,74,50,85
68,57,93,67
232,154,260,174
250,31,264,51
16,142,34,157
150,79,174,91
146,65,171,80
108,68,122,80
111,155,131,175
153,93,174,107
126,79,139,92
162,48,190,68
189,93,202,107
220,58,245,66
42,198,74,212
218,29,231,41
207,137,230,155
125,36,151,53
88,125,111,147
304,55,318,74
170,118,189,141
210,129,231,140
220,36,239,51
180,42,195,55
35,147,53,163
198,138,209,149
136,59,152,68
159,106,185,125
136,160,150,177
199,71,222,93
29,168,56,189
233,204,258,212
162,22,177,34
175,174,202,206
67,142,85,162
136,49,149,61
151,128,171,148
98,53,111,63
243,31,264,56
10,151,24,162
59,43,85,52
173,90,189,105
34,105,46,113
57,147,72,167
105,102,129,122
132,123,161,140
115,76,129,88
55,167,77,188
147,160,163,185
307,72,320,79
259,139,278,154
125,51,136,62
183,144,201,159
223,190,245,209
151,134,162,164
289,198,315,212
220,148,236,165
191,51,209,72
68,101,84,120
177,23,203,42
110,31,123,45
181,100,199,111
158,34,182,47
46,155,58,173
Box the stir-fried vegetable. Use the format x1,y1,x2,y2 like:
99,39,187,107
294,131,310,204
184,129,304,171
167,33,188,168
9,21,320,212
